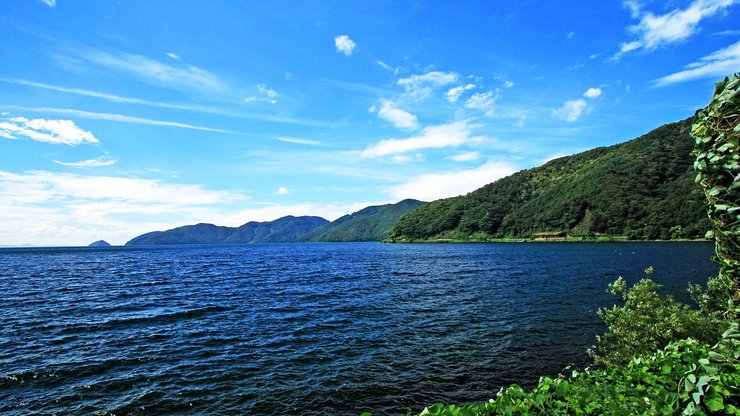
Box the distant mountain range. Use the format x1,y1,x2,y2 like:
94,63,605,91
388,117,710,241
125,199,424,245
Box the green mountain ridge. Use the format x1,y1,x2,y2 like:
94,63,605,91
301,199,425,242
389,117,711,241
125,216,329,245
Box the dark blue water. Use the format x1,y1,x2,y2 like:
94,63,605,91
0,242,716,415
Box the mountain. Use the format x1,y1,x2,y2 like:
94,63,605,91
388,117,711,241
302,199,425,242
125,216,329,245
88,240,111,247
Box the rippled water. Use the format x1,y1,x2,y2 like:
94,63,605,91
0,242,716,415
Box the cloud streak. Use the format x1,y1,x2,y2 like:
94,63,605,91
68,49,226,92
54,156,116,168
0,116,99,145
653,40,740,86
362,121,484,157
4,107,247,135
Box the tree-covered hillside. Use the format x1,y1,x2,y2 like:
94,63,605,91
304,199,425,242
389,117,710,241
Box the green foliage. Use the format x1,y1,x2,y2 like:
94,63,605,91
590,267,724,366
692,73,740,303
389,118,710,241
412,323,740,416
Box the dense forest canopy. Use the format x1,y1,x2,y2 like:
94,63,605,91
389,117,710,241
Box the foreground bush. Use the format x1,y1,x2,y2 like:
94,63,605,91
590,267,724,367
416,322,739,416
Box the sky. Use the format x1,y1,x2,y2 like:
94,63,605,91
1,0,739,246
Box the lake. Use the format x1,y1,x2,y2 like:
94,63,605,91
0,242,716,415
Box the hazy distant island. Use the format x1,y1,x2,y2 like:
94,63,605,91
88,240,111,247
125,199,424,245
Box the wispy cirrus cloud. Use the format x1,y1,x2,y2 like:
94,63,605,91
64,48,226,92
613,0,738,59
40,0,56,7
361,121,485,157
54,156,116,168
653,40,740,86
0,116,99,145
276,136,326,146
2,79,323,127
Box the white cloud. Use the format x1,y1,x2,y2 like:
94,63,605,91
54,156,115,168
334,35,357,56
0,170,249,246
446,84,476,103
465,91,497,111
654,40,740,86
504,81,515,88
376,99,419,130
166,52,180,60
447,151,481,162
276,187,289,195
70,49,225,92
386,161,517,201
362,121,484,157
398,71,459,101
553,99,588,122
244,83,278,104
0,117,99,145
583,87,602,98
614,0,738,58
40,0,56,7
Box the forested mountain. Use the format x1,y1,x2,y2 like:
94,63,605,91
302,199,425,242
389,117,710,241
124,200,425,245
125,216,328,245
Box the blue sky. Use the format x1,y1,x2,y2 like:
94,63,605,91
1,0,738,246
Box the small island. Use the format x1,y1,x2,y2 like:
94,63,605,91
88,240,111,248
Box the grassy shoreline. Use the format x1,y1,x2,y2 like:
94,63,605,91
384,236,711,243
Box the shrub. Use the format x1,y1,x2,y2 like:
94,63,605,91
589,267,724,366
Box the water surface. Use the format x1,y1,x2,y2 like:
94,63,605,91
0,242,716,415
